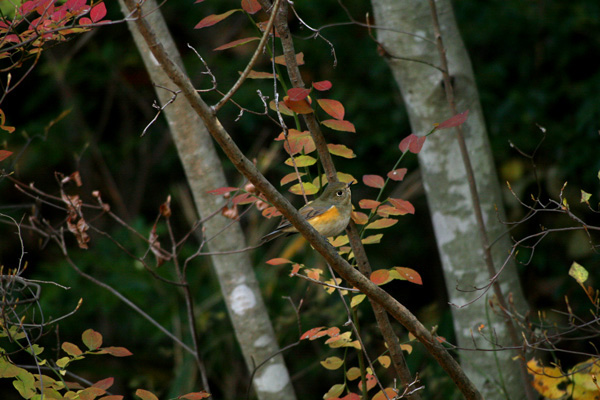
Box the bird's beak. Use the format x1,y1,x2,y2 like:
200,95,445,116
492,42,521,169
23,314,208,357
346,180,356,188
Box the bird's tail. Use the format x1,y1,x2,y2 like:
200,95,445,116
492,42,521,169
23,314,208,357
260,229,289,244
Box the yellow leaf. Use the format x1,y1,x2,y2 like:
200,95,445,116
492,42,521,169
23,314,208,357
323,383,345,399
400,344,413,354
569,261,589,284
378,355,391,368
350,294,366,308
362,234,383,245
329,235,349,247
527,359,567,399
320,356,344,370
365,218,398,230
346,367,361,381
372,388,398,400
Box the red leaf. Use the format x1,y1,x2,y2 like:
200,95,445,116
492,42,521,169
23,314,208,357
287,87,311,101
214,37,260,51
79,17,92,25
195,10,238,29
370,269,391,285
436,110,469,130
100,346,133,357
300,327,325,340
90,2,106,22
241,0,261,14
387,168,407,181
362,174,385,189
317,99,344,120
266,258,292,265
280,172,306,185
0,150,13,162
92,377,114,391
340,394,361,400
321,119,355,132
312,80,332,91
388,198,415,215
399,134,426,154
358,199,380,209
232,192,256,205
394,267,423,285
207,187,238,195
136,389,159,400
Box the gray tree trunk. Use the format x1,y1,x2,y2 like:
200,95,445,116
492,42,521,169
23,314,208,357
118,2,297,399
371,0,529,399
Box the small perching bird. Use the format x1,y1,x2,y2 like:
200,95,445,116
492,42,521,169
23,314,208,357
261,181,353,243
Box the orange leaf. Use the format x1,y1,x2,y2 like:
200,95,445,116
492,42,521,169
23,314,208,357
245,70,277,79
376,205,407,217
388,198,415,215
280,172,306,185
372,388,397,400
195,10,238,29
214,36,260,51
273,52,304,66
62,342,82,357
312,80,332,91
283,96,313,114
436,110,469,130
317,99,345,120
370,269,392,285
266,258,292,265
290,263,302,276
394,267,423,285
359,199,380,209
366,218,398,230
387,168,407,181
321,119,355,132
351,211,368,225
92,377,114,390
241,0,261,14
300,327,325,340
363,174,385,189
327,143,355,158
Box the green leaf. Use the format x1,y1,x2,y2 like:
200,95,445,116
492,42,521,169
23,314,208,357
569,262,588,284
580,190,591,204
347,367,361,381
13,369,36,399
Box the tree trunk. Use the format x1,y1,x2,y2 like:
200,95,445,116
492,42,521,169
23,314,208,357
118,2,297,399
370,0,530,398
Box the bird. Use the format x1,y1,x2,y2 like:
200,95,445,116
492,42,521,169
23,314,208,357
261,181,353,243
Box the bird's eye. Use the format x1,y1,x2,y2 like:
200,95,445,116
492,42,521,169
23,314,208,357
336,190,344,197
